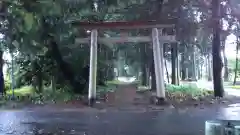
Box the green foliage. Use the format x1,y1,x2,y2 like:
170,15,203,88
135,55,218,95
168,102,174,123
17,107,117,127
228,58,240,70
166,84,212,97
6,85,34,96
0,0,234,97
1,0,125,93
231,85,240,89
3,85,75,103
228,58,240,78
39,86,74,102
97,85,116,94
4,76,11,91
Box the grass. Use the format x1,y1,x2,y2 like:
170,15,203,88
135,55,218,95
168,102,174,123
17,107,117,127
0,86,35,107
106,80,140,85
165,84,213,101
3,85,75,104
6,86,34,96
138,84,212,95
166,84,212,96
106,80,123,85
2,82,213,104
231,85,240,89
4,84,118,102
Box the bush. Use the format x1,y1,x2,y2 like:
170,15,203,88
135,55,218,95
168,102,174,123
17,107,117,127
6,86,34,96
4,78,11,91
4,85,74,103
41,86,74,102
166,84,212,99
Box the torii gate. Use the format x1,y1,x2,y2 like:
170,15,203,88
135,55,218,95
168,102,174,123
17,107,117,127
72,21,176,105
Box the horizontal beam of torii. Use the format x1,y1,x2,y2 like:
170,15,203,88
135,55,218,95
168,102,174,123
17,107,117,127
75,35,176,44
71,21,175,29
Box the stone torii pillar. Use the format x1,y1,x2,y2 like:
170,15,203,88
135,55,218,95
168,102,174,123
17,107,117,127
151,28,166,102
88,29,98,106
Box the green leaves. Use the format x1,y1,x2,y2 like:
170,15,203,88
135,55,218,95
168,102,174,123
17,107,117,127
37,0,62,16
23,12,34,31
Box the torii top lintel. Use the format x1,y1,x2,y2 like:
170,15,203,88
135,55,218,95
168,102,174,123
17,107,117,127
71,21,175,29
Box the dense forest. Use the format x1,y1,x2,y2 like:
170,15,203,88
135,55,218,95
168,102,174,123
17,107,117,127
0,0,240,101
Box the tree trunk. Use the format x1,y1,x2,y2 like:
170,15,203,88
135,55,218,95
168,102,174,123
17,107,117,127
49,40,85,94
223,40,229,81
145,44,151,86
164,59,170,83
0,50,4,95
42,18,86,94
181,50,187,80
106,50,114,80
141,64,147,85
207,54,213,81
0,1,6,96
163,45,170,83
198,64,201,80
35,62,43,93
177,54,180,84
212,0,224,97
171,44,178,84
146,66,150,86
205,55,208,79
51,75,56,92
200,64,203,79
233,38,239,85
191,46,197,81
107,66,114,80
140,44,148,86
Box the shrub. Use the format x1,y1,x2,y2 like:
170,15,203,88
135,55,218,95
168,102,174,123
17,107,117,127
41,86,74,102
166,84,212,98
6,86,34,96
4,78,11,91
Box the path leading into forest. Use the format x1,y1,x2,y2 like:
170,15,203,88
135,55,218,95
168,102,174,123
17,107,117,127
1,104,240,135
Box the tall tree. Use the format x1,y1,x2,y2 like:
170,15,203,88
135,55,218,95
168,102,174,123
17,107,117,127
171,43,178,84
212,0,224,97
0,1,7,95
233,36,239,85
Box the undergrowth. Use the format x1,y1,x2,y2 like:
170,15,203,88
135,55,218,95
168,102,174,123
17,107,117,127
166,84,212,96
1,86,77,105
1,84,117,105
166,84,213,101
0,82,214,107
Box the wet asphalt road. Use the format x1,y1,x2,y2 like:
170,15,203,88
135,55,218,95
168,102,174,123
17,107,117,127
1,106,237,135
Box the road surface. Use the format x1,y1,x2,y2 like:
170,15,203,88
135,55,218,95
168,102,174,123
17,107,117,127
1,104,240,135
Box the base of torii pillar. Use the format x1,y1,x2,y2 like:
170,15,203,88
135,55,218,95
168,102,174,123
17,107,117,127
150,96,170,105
88,97,96,107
